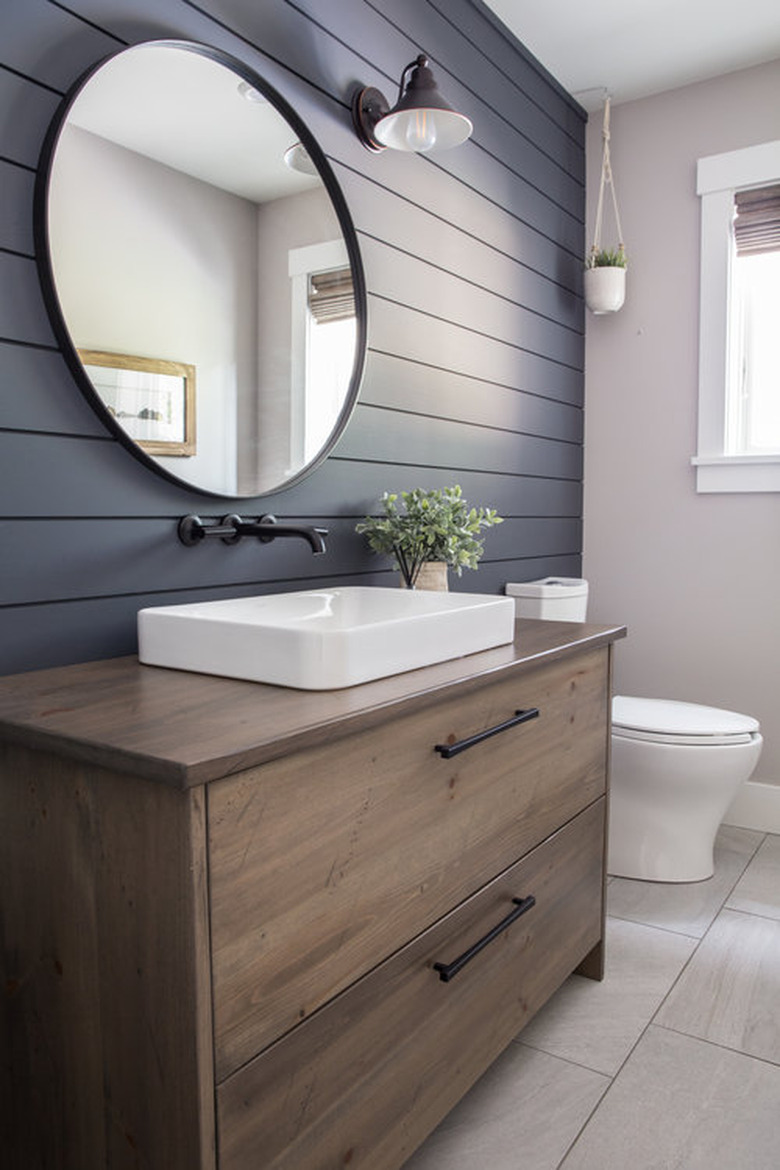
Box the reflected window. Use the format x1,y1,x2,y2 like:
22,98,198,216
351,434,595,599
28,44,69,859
306,267,357,461
289,241,356,466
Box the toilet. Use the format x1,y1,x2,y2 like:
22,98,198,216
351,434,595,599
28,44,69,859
506,577,763,883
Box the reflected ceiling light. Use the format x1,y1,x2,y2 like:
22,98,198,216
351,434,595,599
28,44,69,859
237,80,265,104
351,54,472,154
283,141,318,176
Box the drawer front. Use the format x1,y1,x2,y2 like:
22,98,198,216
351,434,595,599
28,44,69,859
217,799,605,1170
209,648,609,1078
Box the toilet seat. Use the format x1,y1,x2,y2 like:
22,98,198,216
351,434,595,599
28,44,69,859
612,696,760,747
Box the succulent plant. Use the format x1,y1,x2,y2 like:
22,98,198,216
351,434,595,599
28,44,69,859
586,245,627,269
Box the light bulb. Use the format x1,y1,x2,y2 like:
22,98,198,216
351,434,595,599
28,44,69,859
405,110,437,152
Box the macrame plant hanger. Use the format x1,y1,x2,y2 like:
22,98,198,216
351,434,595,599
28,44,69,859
585,95,627,314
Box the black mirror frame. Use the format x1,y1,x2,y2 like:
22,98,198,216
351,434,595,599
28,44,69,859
33,38,367,500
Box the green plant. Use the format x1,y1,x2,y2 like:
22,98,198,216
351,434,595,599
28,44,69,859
356,485,503,588
586,245,627,269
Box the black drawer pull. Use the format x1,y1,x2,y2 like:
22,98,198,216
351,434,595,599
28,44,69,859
434,707,539,759
433,895,536,982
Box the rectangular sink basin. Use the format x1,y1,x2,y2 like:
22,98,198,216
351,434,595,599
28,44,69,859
138,586,516,689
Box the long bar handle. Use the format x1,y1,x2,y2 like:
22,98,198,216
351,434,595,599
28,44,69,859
433,895,536,982
434,707,539,759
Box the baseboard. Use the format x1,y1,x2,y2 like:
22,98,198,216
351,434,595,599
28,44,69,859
723,780,780,834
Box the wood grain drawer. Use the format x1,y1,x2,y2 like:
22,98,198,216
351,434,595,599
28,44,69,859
216,798,605,1170
209,648,609,1078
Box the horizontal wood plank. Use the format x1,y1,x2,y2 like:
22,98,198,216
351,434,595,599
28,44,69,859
427,0,587,137
338,404,583,479
0,69,63,169
0,253,56,347
360,352,583,442
369,299,582,402
0,342,104,433
1,0,124,88
0,161,36,255
360,237,583,368
338,165,582,325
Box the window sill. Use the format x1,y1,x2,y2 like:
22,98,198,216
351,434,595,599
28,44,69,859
692,454,780,493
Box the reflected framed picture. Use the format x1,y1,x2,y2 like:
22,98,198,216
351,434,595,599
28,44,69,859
77,350,196,456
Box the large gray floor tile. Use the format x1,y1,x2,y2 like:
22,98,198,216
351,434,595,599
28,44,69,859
560,1026,780,1170
607,825,763,938
516,916,696,1075
402,1043,608,1170
726,832,780,921
656,907,780,1064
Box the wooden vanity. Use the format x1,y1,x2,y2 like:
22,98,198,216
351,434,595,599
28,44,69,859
0,617,624,1170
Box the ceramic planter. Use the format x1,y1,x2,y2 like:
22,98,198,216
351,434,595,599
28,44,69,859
584,265,626,314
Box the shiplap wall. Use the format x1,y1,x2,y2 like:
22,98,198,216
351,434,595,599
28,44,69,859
0,0,586,674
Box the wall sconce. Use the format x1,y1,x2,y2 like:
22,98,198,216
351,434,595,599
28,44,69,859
352,54,472,154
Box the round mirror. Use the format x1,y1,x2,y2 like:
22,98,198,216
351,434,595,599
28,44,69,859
36,40,366,497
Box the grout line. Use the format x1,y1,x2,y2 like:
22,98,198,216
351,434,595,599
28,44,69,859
650,1020,780,1070
601,909,703,941
720,904,780,925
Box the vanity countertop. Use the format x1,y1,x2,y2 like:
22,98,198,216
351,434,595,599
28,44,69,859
0,618,625,788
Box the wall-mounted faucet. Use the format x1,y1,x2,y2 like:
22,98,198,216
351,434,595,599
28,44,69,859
177,514,327,555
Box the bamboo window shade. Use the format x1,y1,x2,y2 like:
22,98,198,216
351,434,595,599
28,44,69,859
733,184,780,256
308,267,355,323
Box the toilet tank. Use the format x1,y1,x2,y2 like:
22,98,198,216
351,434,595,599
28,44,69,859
505,577,589,622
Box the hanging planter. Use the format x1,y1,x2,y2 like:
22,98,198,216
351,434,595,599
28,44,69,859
584,247,626,314
585,97,627,315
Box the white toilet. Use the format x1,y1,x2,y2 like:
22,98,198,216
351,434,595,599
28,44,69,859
506,578,763,883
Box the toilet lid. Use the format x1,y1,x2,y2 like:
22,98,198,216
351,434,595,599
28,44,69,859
612,696,759,746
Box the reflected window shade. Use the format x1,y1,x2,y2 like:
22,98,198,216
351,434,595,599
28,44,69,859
308,267,355,323
734,184,780,256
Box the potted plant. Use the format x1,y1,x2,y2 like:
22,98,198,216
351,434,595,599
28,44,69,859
584,245,627,314
356,485,503,590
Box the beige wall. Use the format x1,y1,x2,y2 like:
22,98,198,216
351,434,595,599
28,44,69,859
583,59,780,793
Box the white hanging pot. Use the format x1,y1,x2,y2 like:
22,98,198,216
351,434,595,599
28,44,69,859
584,265,626,315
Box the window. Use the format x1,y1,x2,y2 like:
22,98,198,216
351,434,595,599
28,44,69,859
693,140,780,492
729,187,780,455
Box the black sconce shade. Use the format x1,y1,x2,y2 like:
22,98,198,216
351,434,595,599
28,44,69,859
352,54,472,153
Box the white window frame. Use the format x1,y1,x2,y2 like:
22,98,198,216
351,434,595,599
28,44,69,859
693,139,780,493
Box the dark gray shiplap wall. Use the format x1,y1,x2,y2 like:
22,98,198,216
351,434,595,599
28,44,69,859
0,0,586,674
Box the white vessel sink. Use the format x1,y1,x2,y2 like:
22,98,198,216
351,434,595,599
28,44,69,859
138,586,516,689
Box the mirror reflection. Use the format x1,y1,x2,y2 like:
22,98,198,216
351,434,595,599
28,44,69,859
44,42,364,497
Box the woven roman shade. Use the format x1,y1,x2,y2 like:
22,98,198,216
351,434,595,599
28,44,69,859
733,184,780,256
308,267,355,323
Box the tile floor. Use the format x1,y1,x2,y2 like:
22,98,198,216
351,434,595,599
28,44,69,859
403,825,780,1170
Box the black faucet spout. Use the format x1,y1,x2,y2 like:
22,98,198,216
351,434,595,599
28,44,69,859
244,516,328,555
